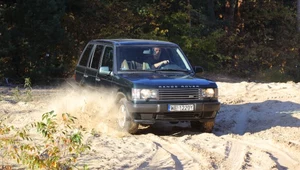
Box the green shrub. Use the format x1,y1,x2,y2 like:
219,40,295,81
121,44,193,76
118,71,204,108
0,111,91,169
12,78,33,102
24,78,32,101
12,86,21,102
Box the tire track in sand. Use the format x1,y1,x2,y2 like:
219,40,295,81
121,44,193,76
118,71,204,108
136,134,210,170
222,136,300,170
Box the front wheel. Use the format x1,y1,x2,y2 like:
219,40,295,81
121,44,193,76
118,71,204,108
117,98,139,134
190,120,215,133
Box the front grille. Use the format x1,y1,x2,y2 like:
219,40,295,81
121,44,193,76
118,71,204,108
158,88,200,101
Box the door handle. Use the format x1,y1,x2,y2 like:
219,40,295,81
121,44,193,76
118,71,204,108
83,74,88,78
95,77,101,81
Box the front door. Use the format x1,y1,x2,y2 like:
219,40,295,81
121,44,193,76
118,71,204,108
96,46,114,89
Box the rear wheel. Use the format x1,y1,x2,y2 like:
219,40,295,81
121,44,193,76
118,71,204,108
117,98,139,134
190,120,215,133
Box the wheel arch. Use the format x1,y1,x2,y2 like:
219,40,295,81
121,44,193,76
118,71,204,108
115,90,129,103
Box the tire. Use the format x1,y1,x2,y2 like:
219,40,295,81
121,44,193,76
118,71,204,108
117,98,139,134
190,120,215,133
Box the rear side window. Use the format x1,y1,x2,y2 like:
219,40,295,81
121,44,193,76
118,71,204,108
79,44,93,66
90,45,104,69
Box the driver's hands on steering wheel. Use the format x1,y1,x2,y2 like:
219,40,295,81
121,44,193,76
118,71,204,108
162,60,169,65
154,60,169,68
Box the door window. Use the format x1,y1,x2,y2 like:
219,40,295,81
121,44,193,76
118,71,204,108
79,44,93,66
90,45,104,69
101,46,113,71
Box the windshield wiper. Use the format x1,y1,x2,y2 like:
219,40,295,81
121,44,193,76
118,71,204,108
156,69,190,72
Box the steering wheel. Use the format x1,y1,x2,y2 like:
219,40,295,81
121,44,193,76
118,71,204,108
160,61,183,70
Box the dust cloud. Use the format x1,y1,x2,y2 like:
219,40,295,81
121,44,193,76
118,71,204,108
45,84,124,136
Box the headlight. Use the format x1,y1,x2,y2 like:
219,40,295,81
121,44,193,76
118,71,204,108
132,88,158,100
202,88,217,98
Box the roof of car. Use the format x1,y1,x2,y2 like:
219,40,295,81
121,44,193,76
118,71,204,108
89,39,177,46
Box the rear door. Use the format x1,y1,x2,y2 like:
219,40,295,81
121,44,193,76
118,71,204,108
84,44,105,86
75,43,94,85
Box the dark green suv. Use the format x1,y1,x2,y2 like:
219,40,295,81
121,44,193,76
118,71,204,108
75,39,220,134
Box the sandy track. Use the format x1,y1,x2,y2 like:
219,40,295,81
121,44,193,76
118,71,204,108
0,80,300,169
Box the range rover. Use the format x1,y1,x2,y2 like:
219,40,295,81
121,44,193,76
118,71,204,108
74,39,221,134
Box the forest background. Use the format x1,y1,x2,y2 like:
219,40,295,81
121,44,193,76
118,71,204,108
1,0,300,84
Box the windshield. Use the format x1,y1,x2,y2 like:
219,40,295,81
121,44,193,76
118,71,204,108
116,46,192,72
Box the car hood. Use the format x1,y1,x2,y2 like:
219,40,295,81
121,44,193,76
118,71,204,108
117,72,218,88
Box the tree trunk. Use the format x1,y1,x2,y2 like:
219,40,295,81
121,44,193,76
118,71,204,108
298,0,300,32
187,0,191,31
207,0,216,23
224,0,237,32
236,0,243,31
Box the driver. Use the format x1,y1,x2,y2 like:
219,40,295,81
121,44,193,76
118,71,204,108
147,47,169,69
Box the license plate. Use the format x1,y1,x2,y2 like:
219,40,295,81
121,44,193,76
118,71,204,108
168,104,194,112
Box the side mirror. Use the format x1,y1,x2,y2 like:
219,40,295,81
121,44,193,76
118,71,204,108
99,66,110,75
194,66,204,74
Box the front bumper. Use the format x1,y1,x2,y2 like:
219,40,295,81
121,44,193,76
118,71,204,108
125,101,221,124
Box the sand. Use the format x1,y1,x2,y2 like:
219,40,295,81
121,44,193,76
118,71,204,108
0,78,300,170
